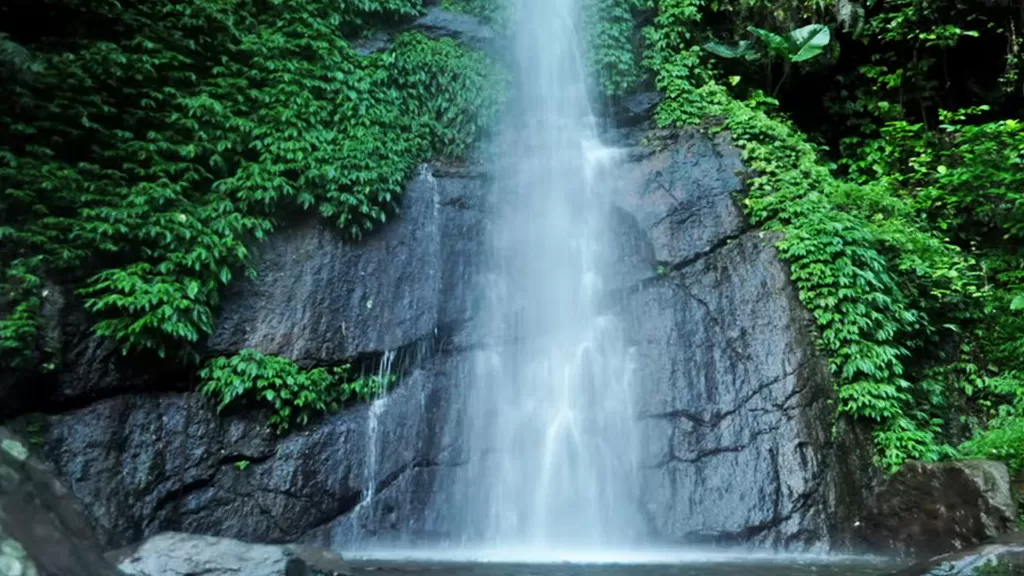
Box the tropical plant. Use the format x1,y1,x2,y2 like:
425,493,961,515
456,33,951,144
199,349,394,432
703,24,831,94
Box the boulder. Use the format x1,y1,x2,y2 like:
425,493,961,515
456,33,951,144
888,534,1024,576
0,426,122,576
111,532,308,576
857,460,1020,558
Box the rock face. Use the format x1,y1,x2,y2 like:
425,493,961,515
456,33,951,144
112,532,309,576
13,129,865,551
24,166,484,549
608,129,854,548
857,460,1020,559
0,427,122,576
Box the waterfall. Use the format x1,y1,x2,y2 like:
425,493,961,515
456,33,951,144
366,350,396,504
456,0,644,552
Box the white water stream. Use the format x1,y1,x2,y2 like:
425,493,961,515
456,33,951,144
455,0,643,551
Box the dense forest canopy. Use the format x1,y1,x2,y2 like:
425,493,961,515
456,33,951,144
2,0,1024,480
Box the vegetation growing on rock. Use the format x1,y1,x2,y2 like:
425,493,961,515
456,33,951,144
200,350,392,431
0,0,501,366
0,0,501,427
641,0,1024,473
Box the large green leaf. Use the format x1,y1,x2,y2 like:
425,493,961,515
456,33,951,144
702,40,755,59
787,24,831,62
747,26,790,57
1012,294,1024,311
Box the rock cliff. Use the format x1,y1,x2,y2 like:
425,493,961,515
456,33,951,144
5,128,869,551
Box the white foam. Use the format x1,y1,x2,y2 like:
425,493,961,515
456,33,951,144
340,546,886,566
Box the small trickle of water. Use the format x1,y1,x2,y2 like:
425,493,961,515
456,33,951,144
366,350,397,503
453,0,643,551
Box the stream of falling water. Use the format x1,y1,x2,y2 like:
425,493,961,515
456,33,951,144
456,0,643,552
366,350,397,504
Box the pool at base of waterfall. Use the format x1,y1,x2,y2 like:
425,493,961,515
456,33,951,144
340,550,907,576
343,560,905,576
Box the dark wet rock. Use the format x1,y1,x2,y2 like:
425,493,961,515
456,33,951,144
50,307,186,405
40,392,359,548
113,532,309,576
410,8,495,49
613,91,664,127
603,128,862,549
0,426,122,576
856,460,1019,559
36,350,470,548
20,164,486,549
607,130,748,288
888,533,1024,575
621,232,838,548
208,165,487,365
352,8,494,56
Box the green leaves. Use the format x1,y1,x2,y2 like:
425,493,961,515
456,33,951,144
703,24,832,63
1012,295,1024,312
786,24,831,62
582,0,654,99
702,40,756,60
0,0,499,368
199,349,393,432
746,27,791,56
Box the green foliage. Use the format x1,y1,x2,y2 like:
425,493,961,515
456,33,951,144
706,24,830,63
960,416,1024,476
647,0,1024,473
583,0,654,100
441,0,496,18
439,0,510,29
649,4,962,468
199,349,393,432
0,0,502,366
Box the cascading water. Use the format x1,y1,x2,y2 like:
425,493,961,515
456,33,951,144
456,0,644,552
